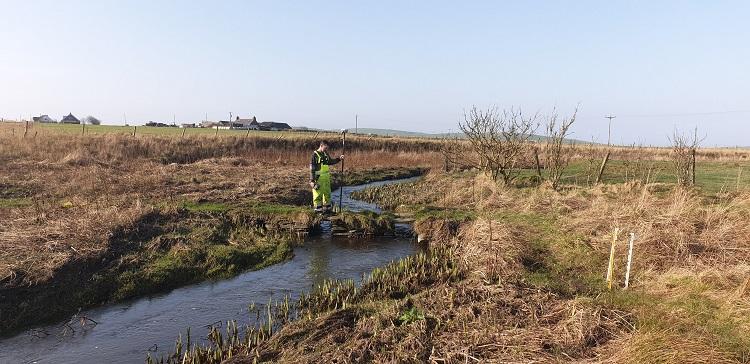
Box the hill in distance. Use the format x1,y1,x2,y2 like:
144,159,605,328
347,127,585,143
350,128,462,138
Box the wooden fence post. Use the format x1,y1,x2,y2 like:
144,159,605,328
534,147,543,179
691,148,696,186
596,151,611,184
133,126,137,137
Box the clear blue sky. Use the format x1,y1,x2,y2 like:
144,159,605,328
1,1,748,146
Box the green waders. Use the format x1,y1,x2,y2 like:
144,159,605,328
312,152,332,209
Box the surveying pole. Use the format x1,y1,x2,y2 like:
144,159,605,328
338,129,348,212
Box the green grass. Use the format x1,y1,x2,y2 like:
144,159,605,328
179,200,310,217
0,197,31,208
515,159,750,194
488,210,608,297
181,201,230,213
32,122,311,138
238,202,310,215
600,277,750,361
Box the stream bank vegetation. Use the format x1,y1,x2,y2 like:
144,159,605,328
0,127,440,335
146,106,750,363
169,171,749,363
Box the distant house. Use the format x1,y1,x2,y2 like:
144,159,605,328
180,123,196,128
200,120,218,128
233,116,260,130
214,116,261,130
215,120,234,129
32,114,56,123
145,121,175,127
258,122,292,131
60,113,80,124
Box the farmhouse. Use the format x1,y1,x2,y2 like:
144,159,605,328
145,121,174,127
32,114,56,123
198,117,290,131
258,121,292,131
60,113,80,124
233,116,259,130
212,116,261,130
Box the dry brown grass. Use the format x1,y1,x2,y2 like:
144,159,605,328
0,130,442,287
321,171,750,363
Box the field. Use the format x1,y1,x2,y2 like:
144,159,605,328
0,122,442,334
2,121,750,363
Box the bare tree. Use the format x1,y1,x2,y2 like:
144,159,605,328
669,128,702,187
444,106,538,184
543,106,578,190
621,143,664,185
84,116,101,125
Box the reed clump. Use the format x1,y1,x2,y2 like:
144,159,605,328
150,245,462,363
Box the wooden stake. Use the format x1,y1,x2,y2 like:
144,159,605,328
606,227,620,290
691,148,696,186
596,151,611,184
133,126,137,137
534,147,542,179
624,232,635,289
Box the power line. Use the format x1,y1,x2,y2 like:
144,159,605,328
620,110,750,118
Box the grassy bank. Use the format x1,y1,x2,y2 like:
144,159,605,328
156,169,750,363
0,201,313,335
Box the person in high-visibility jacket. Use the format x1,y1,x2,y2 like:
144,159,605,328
309,141,344,212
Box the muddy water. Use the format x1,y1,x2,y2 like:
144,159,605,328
0,178,420,364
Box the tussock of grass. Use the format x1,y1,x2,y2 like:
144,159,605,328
329,210,396,236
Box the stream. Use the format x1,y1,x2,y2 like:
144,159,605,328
0,178,420,364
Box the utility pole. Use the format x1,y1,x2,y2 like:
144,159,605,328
355,114,358,134
229,112,232,123
605,115,616,146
